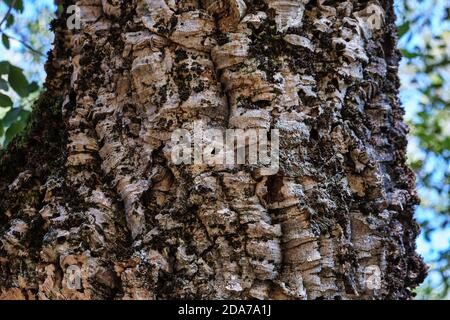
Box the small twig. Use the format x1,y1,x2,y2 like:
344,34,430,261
0,0,17,29
0,32,45,57
0,0,45,57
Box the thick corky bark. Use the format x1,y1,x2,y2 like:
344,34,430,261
0,0,427,300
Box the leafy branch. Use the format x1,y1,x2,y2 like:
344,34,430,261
0,0,16,28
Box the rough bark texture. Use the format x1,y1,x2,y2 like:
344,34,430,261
0,0,427,300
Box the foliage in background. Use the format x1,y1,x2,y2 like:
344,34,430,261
396,0,450,299
0,0,448,299
0,0,53,147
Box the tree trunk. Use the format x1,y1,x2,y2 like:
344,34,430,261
0,0,427,300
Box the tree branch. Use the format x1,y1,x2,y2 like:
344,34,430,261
0,32,45,57
0,0,17,29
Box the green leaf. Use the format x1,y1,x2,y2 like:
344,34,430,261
0,78,8,91
430,74,444,88
8,65,29,97
0,93,13,108
0,61,10,75
1,107,31,146
4,0,24,12
6,14,14,28
16,0,24,12
4,120,26,146
1,34,10,49
28,81,39,93
2,107,21,127
398,21,410,38
401,49,421,59
0,121,4,136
